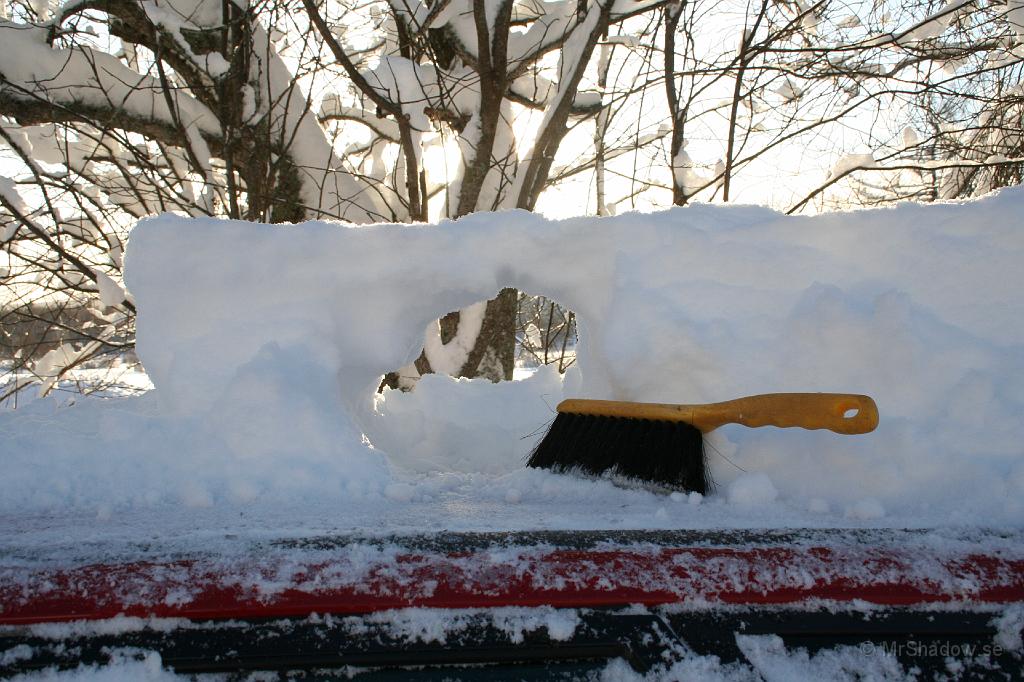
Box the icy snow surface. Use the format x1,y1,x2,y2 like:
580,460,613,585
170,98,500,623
2,190,1024,539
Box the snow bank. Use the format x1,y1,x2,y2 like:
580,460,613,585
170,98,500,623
2,189,1024,525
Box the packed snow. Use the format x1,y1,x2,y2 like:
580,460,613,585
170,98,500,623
2,190,1024,533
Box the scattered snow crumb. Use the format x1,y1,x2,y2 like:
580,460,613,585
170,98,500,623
670,491,686,502
736,633,911,680
727,473,778,507
993,604,1023,651
353,607,581,648
8,650,178,680
25,617,193,640
491,607,579,643
1,644,33,666
845,498,886,520
688,492,703,506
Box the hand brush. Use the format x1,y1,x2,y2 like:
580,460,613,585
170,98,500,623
526,393,879,494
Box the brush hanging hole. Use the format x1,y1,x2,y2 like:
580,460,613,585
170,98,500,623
843,408,859,419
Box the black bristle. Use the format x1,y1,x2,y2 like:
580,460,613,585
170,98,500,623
526,413,710,494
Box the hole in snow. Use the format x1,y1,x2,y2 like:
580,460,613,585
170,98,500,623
516,293,578,380
843,408,859,419
379,290,578,392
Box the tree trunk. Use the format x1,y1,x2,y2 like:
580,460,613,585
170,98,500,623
380,287,516,390
456,287,516,381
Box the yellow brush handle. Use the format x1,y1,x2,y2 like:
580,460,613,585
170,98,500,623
557,393,878,435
